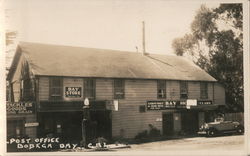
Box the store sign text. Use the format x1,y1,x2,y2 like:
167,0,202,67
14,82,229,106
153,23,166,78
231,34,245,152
7,137,79,150
65,87,82,98
6,102,34,114
198,100,212,105
147,101,186,110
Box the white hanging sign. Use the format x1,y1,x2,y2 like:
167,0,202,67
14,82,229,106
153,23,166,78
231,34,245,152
114,100,119,111
84,98,89,106
186,99,197,109
25,122,39,127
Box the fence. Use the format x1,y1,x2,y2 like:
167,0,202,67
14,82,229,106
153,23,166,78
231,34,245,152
224,112,244,125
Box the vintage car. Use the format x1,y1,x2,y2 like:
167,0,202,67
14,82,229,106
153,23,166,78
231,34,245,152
197,118,244,137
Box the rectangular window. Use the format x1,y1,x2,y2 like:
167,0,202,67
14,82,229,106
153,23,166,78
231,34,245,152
180,81,188,99
139,105,146,113
157,80,166,99
200,82,208,99
49,77,63,101
20,80,23,101
84,79,95,99
7,119,25,137
21,79,33,101
114,79,125,99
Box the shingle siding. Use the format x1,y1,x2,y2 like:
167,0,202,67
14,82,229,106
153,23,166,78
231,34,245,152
96,79,113,100
39,77,49,101
36,77,225,138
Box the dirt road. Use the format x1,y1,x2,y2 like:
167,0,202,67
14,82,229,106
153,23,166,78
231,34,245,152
115,135,245,156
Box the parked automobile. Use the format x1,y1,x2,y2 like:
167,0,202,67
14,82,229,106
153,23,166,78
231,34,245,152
197,117,244,137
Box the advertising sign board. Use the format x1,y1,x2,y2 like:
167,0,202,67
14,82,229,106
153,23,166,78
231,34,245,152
147,100,187,110
65,87,82,98
25,122,39,127
6,102,35,114
197,100,213,105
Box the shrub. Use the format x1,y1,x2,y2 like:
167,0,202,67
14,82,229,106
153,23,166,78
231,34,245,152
134,130,148,140
134,124,162,143
148,124,161,137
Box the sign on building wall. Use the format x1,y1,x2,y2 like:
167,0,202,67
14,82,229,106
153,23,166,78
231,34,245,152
25,122,39,127
147,100,212,110
147,100,186,110
65,87,82,98
197,100,213,105
147,101,165,110
6,102,34,114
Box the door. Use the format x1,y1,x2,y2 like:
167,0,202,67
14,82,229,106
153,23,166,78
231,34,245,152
89,110,112,140
181,111,199,134
162,113,174,136
61,112,82,143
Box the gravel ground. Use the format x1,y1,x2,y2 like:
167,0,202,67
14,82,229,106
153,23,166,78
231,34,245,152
111,135,245,156
54,135,245,156
125,135,244,151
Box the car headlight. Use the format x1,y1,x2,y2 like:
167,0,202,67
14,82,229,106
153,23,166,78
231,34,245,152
204,124,209,129
200,123,208,130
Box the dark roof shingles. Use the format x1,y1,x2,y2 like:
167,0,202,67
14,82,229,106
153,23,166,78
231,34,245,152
17,42,216,81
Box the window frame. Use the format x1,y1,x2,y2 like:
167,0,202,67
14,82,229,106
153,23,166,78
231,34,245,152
7,118,25,137
84,78,96,99
139,105,146,113
200,82,208,99
49,77,63,101
180,81,188,99
157,80,166,99
21,78,33,101
114,79,125,99
20,80,23,101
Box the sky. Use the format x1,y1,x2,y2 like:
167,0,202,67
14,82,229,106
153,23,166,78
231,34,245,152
5,0,220,67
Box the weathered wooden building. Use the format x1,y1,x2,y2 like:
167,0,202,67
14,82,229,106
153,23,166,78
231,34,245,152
7,42,225,142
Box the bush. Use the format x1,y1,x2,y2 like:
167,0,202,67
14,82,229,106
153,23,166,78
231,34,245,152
148,124,161,137
134,130,148,140
134,124,161,143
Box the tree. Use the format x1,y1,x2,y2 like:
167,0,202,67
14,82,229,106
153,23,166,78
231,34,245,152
172,4,243,112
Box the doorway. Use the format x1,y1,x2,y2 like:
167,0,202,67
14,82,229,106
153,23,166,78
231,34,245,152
89,110,112,141
162,113,174,136
181,111,199,134
38,112,82,143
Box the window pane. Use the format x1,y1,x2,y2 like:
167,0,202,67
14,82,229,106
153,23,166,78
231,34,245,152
180,81,188,99
200,82,208,99
22,79,33,101
114,79,124,99
85,79,95,98
7,119,24,137
50,78,62,100
55,88,60,95
157,80,166,98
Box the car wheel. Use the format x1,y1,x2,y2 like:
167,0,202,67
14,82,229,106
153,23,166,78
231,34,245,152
207,129,216,137
236,126,244,134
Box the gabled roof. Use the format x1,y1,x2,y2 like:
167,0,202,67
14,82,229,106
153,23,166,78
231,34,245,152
7,42,216,81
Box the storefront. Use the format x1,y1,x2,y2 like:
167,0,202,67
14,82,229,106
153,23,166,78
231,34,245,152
6,42,226,149
36,99,113,143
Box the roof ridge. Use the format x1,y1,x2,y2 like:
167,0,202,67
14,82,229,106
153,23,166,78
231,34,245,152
19,41,180,57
